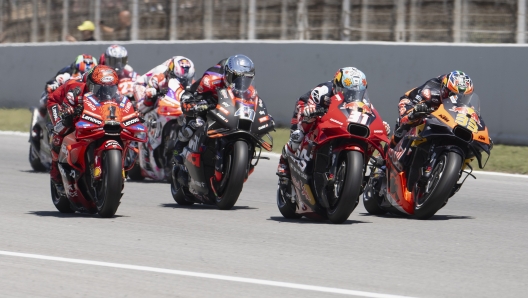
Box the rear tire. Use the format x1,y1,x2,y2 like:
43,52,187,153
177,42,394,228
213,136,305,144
413,152,462,219
362,182,387,215
277,185,301,219
215,141,248,210
326,151,363,224
127,163,144,181
96,150,123,218
171,180,194,205
50,180,74,213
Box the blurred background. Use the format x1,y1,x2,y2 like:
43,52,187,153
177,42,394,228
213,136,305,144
0,0,526,44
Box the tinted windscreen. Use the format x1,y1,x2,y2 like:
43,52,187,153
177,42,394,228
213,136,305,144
342,89,370,104
454,93,481,115
92,85,118,101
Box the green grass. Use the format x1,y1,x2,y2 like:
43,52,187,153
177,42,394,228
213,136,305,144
0,108,31,132
2,109,527,174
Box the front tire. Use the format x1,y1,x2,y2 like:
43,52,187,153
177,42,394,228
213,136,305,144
277,185,301,219
363,180,387,215
127,163,144,181
96,150,123,218
327,151,363,224
413,152,462,219
50,180,74,213
171,180,194,205
215,141,248,210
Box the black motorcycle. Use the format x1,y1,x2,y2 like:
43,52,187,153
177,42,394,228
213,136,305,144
171,87,274,209
28,92,52,171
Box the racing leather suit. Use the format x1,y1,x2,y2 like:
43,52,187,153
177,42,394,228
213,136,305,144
47,79,87,185
39,65,80,116
392,74,446,146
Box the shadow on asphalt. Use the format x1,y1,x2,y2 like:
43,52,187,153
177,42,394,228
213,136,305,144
159,203,258,211
358,212,474,220
20,170,48,174
27,211,129,218
267,216,370,225
126,179,168,184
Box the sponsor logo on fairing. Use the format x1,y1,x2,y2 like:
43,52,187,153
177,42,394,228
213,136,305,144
124,118,139,126
105,140,120,148
51,106,59,121
81,114,102,125
330,118,343,125
374,130,384,134
258,124,268,130
215,112,228,122
85,100,96,111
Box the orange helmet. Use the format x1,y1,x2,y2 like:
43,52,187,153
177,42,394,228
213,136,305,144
86,65,119,101
73,54,97,75
442,70,474,96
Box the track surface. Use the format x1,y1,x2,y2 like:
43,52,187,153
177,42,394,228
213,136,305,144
1,134,527,297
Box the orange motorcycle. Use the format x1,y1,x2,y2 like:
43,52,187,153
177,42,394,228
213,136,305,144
363,92,492,219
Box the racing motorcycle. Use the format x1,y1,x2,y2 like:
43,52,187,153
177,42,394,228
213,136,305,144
127,79,182,181
276,89,389,224
363,91,492,219
50,93,146,217
171,87,274,210
28,92,52,171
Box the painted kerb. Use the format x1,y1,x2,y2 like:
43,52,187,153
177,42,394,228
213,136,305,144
0,41,524,144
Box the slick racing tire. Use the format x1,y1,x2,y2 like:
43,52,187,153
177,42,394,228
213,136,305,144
50,180,74,213
277,185,301,219
413,152,462,220
327,151,363,224
215,140,248,210
362,182,387,215
96,150,123,218
171,181,194,206
29,143,46,172
127,163,144,181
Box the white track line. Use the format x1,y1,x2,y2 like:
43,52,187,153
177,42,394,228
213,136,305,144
0,130,28,137
0,250,415,298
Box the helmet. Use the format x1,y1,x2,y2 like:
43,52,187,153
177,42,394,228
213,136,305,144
224,54,255,92
85,65,119,101
333,67,367,94
73,54,97,75
167,56,195,87
442,70,474,97
102,45,128,76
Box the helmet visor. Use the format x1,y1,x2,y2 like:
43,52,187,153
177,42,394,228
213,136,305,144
107,56,128,72
342,89,369,104
227,73,254,92
91,85,118,101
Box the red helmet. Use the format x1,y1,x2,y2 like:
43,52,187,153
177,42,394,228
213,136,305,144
73,54,97,75
85,65,119,101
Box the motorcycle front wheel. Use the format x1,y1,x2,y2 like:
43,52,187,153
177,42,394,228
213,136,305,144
215,140,248,210
326,151,363,224
96,150,123,218
413,152,462,219
276,184,301,219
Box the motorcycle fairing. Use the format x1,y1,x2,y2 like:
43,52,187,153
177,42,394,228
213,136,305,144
207,88,275,138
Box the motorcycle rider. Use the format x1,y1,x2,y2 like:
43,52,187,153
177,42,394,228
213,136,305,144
47,65,119,188
276,67,389,180
39,54,98,116
133,56,195,114
172,54,256,165
390,70,474,148
99,44,138,81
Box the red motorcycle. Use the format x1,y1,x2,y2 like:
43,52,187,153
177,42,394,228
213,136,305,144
50,93,147,217
277,89,389,223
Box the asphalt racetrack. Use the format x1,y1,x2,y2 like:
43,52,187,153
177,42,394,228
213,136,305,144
1,133,527,297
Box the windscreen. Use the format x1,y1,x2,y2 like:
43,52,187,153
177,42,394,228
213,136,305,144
452,93,481,115
342,89,370,105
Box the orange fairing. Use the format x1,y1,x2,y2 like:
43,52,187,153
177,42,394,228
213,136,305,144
388,169,414,214
431,105,455,128
157,97,182,116
431,105,490,144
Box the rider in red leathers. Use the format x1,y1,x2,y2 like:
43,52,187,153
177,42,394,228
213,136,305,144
47,65,119,188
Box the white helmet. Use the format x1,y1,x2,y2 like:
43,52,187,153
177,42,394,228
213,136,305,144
167,56,195,88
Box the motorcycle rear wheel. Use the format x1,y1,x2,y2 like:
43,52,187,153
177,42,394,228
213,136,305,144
326,151,363,224
413,152,462,219
362,180,387,215
215,140,248,210
127,163,144,181
96,150,123,218
276,185,302,219
50,180,74,213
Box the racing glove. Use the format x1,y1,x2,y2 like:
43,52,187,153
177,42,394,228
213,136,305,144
408,103,430,120
194,100,211,112
61,105,76,127
302,104,317,117
46,82,60,93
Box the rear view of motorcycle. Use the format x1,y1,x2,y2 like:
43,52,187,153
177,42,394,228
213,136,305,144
50,94,146,217
276,89,389,224
363,92,492,219
171,87,274,210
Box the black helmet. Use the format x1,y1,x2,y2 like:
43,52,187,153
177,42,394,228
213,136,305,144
224,54,255,92
103,45,128,76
